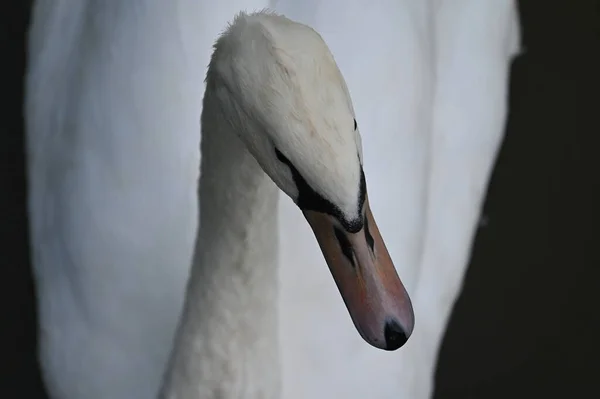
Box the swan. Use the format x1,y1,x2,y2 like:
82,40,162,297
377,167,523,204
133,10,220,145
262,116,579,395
25,1,520,398
156,13,417,397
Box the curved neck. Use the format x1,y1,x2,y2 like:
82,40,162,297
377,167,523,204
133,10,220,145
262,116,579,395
160,110,281,398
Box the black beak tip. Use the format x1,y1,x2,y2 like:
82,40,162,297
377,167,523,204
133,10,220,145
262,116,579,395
384,319,409,351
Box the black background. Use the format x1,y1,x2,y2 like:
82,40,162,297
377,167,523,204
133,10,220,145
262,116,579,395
1,1,598,398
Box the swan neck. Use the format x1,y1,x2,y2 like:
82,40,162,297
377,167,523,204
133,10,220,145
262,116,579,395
160,110,281,398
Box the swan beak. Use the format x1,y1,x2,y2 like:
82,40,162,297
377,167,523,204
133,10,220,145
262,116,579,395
303,198,415,351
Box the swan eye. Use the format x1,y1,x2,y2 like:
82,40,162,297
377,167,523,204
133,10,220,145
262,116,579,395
354,119,357,130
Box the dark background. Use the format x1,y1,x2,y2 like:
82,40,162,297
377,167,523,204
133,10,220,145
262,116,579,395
1,1,598,398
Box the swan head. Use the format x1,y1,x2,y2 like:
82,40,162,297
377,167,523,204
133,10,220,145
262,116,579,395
204,11,414,351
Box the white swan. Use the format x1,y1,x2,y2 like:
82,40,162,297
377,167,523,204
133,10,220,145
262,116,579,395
26,1,520,399
157,13,416,397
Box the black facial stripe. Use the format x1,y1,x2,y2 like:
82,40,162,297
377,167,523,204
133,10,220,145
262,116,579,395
354,118,357,130
274,147,366,233
363,213,375,252
333,226,355,268
358,166,366,213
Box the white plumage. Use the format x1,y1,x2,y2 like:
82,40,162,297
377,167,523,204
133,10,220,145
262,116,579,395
25,1,520,399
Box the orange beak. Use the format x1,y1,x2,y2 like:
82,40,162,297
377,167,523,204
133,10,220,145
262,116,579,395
303,196,414,350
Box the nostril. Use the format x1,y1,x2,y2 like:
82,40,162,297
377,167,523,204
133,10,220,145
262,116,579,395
384,319,408,351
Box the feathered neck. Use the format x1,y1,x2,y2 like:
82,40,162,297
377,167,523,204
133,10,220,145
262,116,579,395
159,94,282,398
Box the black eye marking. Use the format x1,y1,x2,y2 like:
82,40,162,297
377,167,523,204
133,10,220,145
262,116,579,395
358,168,366,212
334,226,355,268
275,146,367,234
354,119,357,130
363,213,375,253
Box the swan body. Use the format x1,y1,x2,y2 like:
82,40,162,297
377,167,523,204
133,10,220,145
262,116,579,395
26,1,520,399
